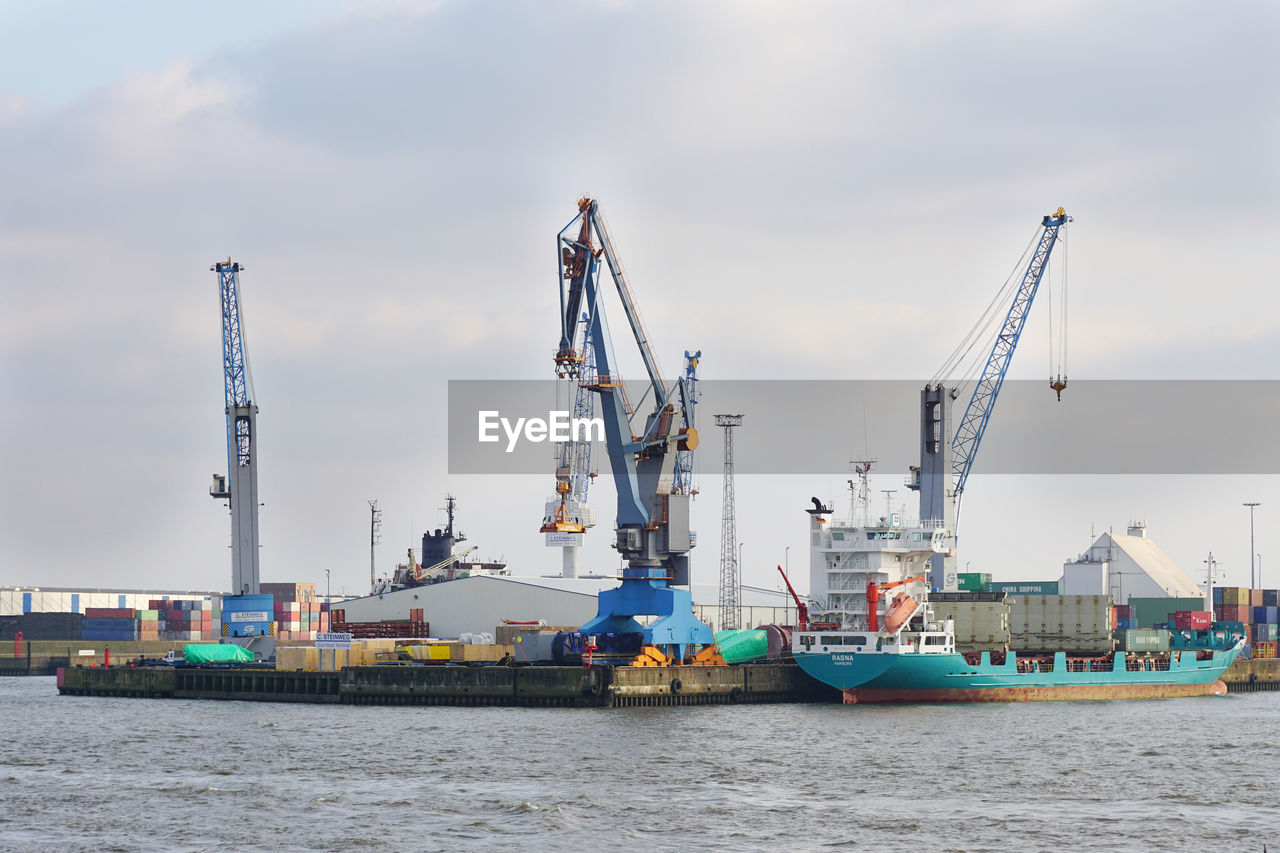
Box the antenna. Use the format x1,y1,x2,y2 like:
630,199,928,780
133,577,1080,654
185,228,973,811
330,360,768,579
849,458,876,526
881,489,898,523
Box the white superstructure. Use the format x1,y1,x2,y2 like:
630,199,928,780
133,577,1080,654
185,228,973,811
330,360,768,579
807,468,953,631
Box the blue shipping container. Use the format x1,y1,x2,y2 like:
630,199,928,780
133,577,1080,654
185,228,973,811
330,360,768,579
1213,587,1224,604
1263,589,1279,607
81,630,138,641
82,617,138,630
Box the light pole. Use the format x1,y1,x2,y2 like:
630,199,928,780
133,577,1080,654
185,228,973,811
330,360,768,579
784,546,792,625
1244,503,1261,589
325,568,331,603
738,542,743,627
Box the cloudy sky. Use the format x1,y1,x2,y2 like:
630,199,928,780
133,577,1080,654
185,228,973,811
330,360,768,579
2,1,1277,601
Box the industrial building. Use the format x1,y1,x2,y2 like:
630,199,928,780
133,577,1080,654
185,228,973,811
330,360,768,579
336,575,798,638
1060,523,1204,602
1,586,222,616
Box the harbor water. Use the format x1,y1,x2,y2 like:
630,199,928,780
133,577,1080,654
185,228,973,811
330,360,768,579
3,676,1278,851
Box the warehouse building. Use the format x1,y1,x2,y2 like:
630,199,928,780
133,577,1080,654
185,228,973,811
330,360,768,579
1060,523,1204,602
1,586,222,616
336,576,799,638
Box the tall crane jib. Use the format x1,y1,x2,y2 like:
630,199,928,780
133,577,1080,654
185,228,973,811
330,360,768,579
549,198,711,662
208,259,261,597
910,208,1072,591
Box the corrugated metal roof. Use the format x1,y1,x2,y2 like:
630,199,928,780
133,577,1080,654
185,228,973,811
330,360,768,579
342,574,788,608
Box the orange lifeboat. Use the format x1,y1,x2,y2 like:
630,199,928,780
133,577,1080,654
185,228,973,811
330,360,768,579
883,593,919,634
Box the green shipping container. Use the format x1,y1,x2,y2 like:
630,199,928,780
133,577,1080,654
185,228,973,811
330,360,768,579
1126,597,1207,629
986,581,1062,596
1118,629,1170,652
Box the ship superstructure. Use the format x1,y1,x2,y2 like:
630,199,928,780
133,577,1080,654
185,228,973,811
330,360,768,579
806,463,951,631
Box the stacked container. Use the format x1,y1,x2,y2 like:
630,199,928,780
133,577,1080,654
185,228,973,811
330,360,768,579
271,590,330,642
1212,587,1278,658
928,593,1010,652
149,599,216,641
1008,595,1113,653
82,608,138,642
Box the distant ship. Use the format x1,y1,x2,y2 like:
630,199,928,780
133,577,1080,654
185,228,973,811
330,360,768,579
372,495,508,594
790,483,1244,703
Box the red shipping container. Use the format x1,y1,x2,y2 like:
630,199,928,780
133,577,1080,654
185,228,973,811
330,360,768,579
85,607,136,618
1174,611,1213,630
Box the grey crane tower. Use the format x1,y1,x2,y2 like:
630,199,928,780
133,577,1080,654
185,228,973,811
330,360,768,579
209,259,261,596
716,414,744,630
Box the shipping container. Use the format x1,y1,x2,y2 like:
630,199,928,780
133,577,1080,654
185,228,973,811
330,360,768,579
1118,629,1170,652
84,607,136,619
1173,611,1212,630
1254,623,1279,643
986,581,1061,596
1220,587,1249,606
1126,597,1209,629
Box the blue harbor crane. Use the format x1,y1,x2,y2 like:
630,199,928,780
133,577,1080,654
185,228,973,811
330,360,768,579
909,208,1072,589
209,259,275,651
209,259,261,597
551,198,711,662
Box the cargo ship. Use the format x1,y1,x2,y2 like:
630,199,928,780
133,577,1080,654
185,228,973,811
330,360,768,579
790,478,1245,702
793,623,1245,703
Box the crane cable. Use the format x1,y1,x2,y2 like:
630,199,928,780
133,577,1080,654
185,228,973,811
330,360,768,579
1048,223,1069,383
930,228,1041,388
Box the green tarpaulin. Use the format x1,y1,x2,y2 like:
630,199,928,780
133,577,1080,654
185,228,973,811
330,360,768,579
183,644,254,664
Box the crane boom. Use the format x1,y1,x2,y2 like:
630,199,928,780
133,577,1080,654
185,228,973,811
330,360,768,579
909,208,1071,591
209,259,261,596
951,208,1069,497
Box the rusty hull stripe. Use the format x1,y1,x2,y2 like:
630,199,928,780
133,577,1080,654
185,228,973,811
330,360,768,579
844,679,1227,703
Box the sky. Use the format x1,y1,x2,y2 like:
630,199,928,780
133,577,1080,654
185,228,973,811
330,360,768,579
2,0,1278,601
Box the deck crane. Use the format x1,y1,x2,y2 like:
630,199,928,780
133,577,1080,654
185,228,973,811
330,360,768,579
909,208,1071,590
550,198,711,662
208,259,261,596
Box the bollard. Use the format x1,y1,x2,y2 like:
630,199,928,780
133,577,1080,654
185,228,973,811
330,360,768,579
13,631,22,659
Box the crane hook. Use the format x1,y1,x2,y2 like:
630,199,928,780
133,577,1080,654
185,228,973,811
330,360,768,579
1050,376,1067,402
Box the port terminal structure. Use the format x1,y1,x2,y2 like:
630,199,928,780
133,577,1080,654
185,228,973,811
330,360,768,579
550,198,711,663
907,208,1072,590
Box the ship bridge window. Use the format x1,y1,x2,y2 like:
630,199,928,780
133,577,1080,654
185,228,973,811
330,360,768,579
925,635,948,646
832,532,844,540
820,635,843,645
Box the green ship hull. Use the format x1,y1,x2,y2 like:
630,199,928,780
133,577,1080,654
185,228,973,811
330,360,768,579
795,642,1245,703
